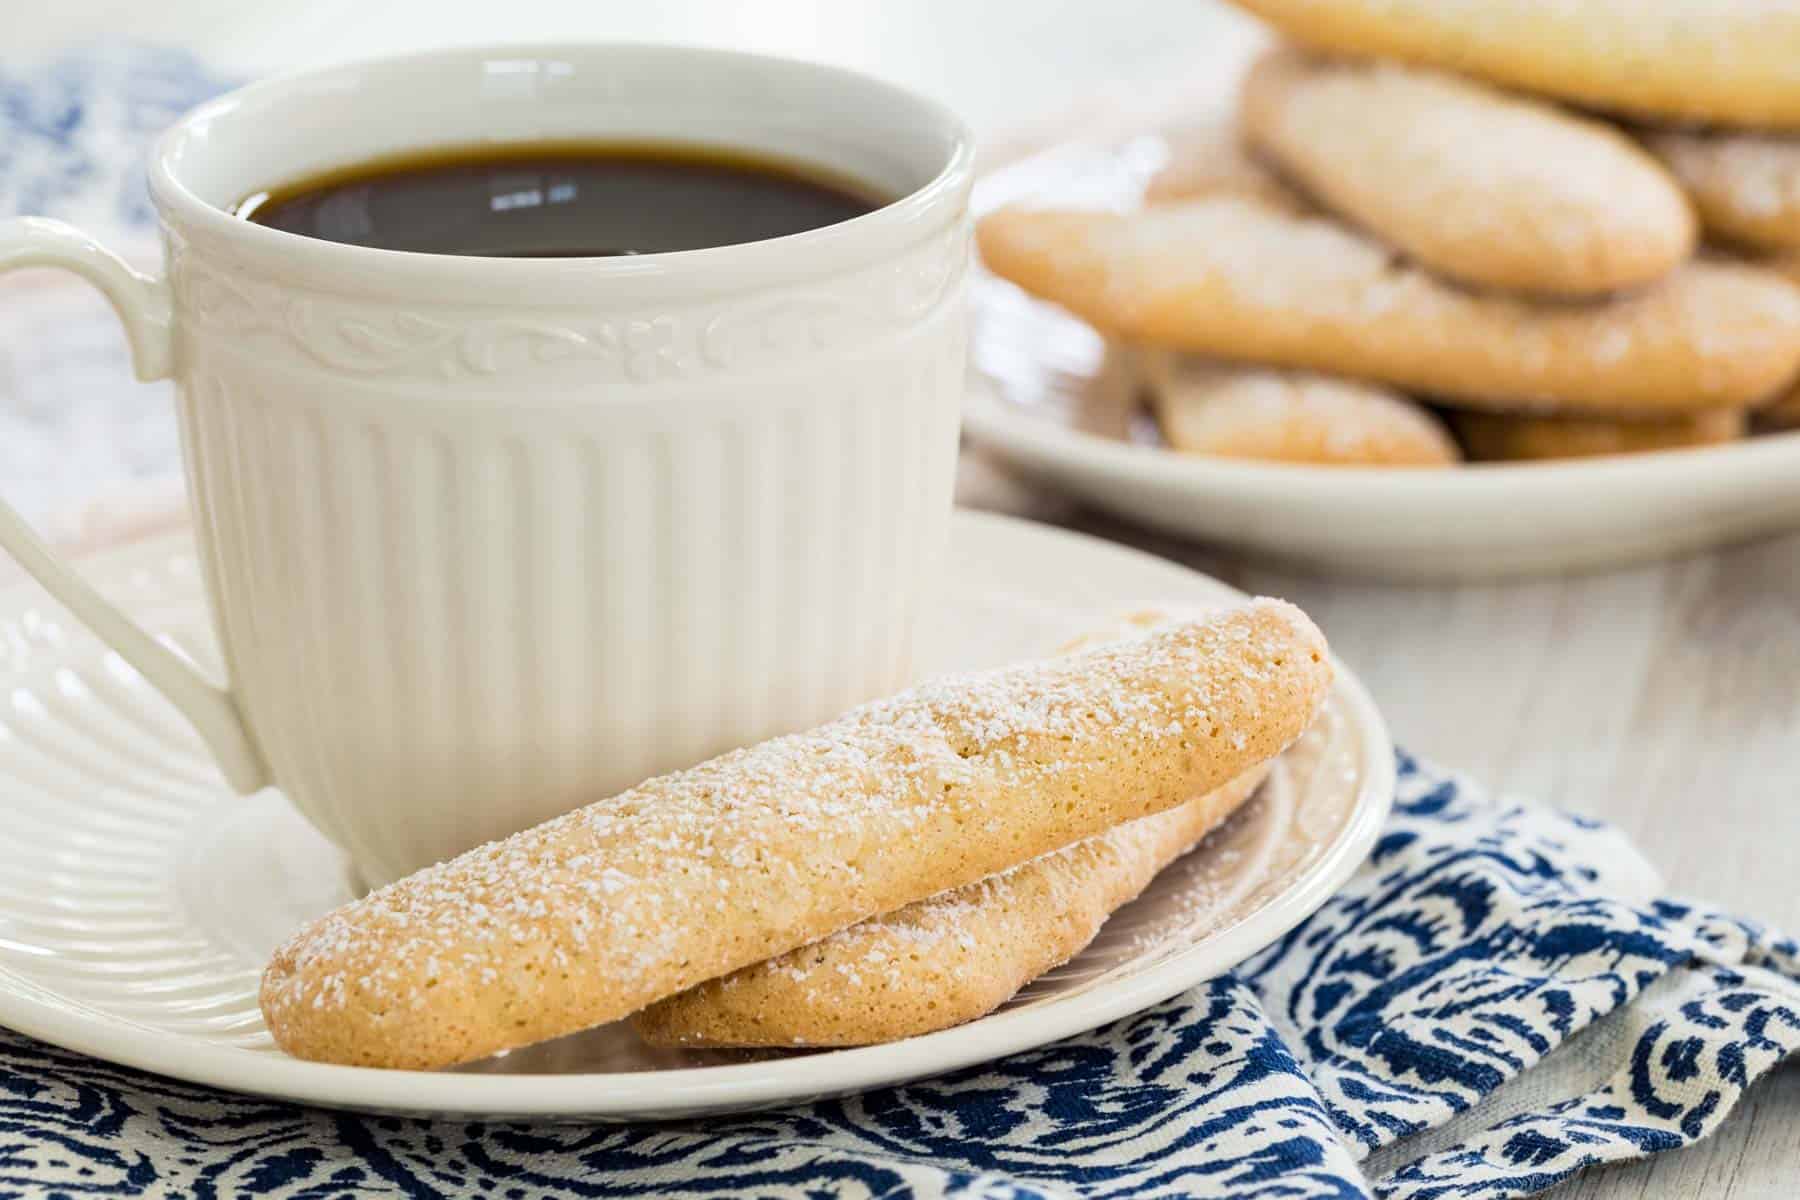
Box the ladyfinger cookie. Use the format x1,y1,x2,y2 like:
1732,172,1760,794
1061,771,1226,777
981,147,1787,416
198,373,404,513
1143,352,1459,467
1750,253,1800,431
1644,129,1800,253
261,601,1332,1069
1242,51,1693,296
634,764,1270,1048
976,197,1800,414
1225,0,1800,129
1452,409,1745,462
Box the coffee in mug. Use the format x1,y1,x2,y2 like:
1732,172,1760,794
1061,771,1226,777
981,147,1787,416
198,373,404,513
236,142,886,257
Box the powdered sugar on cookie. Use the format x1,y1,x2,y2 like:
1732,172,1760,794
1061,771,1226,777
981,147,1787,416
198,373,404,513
261,600,1331,1069
1144,353,1459,466
1226,0,1800,128
977,196,1800,412
1242,50,1694,295
1646,128,1800,251
635,763,1271,1048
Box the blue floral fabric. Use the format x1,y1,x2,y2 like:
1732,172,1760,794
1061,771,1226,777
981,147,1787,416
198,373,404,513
0,42,229,237
2,751,1796,1198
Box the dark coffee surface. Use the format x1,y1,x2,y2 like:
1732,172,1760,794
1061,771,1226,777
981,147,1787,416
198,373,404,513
235,142,883,256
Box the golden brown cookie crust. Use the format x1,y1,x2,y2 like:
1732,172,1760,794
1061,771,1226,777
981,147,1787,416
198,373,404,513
1144,353,1459,467
634,764,1270,1048
1645,129,1800,253
1226,0,1800,129
261,601,1332,1069
1242,50,1694,296
977,197,1800,414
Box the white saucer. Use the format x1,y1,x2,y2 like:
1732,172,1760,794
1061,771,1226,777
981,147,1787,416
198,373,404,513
966,137,1800,580
0,511,1391,1119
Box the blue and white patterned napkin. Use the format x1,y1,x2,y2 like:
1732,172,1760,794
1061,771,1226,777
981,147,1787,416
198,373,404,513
2,751,1796,1199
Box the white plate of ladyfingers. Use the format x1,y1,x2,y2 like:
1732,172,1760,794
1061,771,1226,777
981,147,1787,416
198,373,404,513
0,511,1391,1119
968,9,1800,580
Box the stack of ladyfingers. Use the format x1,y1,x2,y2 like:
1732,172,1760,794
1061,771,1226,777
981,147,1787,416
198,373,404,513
261,600,1332,1066
979,0,1800,465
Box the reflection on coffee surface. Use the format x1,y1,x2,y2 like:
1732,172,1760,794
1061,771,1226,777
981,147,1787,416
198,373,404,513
235,141,885,256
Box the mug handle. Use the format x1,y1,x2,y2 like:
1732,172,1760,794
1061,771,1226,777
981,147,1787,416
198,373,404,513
0,217,269,793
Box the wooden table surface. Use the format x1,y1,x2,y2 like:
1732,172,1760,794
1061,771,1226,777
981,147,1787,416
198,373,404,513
960,455,1800,1199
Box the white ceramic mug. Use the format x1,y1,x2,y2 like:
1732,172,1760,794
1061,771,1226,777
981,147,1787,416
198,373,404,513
0,44,973,887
